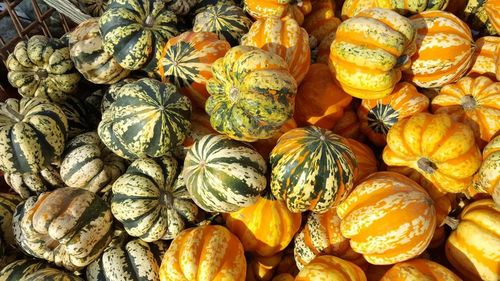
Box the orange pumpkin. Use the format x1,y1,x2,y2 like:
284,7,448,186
471,135,500,204
382,112,482,193
337,172,436,265
295,255,367,281
253,118,297,160
246,253,283,281
303,1,341,42
446,199,500,281
358,82,429,146
380,259,461,281
468,36,500,79
243,0,312,25
485,0,500,34
345,138,378,184
332,109,362,139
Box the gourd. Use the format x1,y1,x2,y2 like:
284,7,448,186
345,138,378,184
246,253,283,281
468,36,500,79
0,259,51,281
59,95,100,139
332,109,362,139
77,0,109,16
471,135,500,206
380,259,461,281
0,193,22,249
166,0,197,15
295,255,367,281
23,268,84,281
485,0,500,34
341,0,449,18
252,118,297,160
3,166,63,199
243,0,312,25
303,0,341,42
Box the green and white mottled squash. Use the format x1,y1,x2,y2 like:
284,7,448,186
100,78,136,113
98,78,192,160
462,0,497,36
6,35,81,103
77,0,109,16
23,268,84,281
0,259,51,281
0,193,22,249
99,0,179,71
4,166,64,199
167,0,197,15
60,95,100,139
0,98,68,174
60,132,127,193
182,134,267,213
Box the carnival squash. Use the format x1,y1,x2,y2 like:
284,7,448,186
167,0,197,15
303,1,341,42
295,255,367,281
332,108,362,139
345,138,378,184
0,259,50,281
243,0,312,25
3,166,63,199
341,0,449,18
471,135,500,205
485,0,500,34
23,268,83,281
0,193,22,249
380,259,461,281
468,36,500,79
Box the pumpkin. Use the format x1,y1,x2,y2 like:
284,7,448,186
446,199,500,281
159,225,246,281
332,108,362,139
60,132,127,193
0,97,68,175
358,82,429,146
166,0,197,15
485,0,500,34
182,111,219,149
270,126,357,213
157,31,230,109
77,0,109,16
6,35,80,103
0,259,50,281
295,255,367,281
193,4,253,47
100,78,135,113
205,46,297,142
182,134,267,213
224,192,302,257
471,135,500,204
345,138,378,184
246,253,283,281
0,193,22,249
190,0,236,14
3,166,64,199
243,0,312,25
252,118,297,160
68,18,129,84
60,95,100,139
242,17,310,84
337,172,437,265
431,76,500,146
405,11,474,88
303,0,341,42
99,0,179,71
462,0,497,36
98,78,192,160
382,112,482,193
341,0,449,18
468,36,500,79
24,268,84,281
316,31,335,64
329,8,416,99
380,259,461,281
294,64,352,128
13,188,113,271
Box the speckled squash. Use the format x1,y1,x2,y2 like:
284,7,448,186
246,253,283,281
252,118,297,160
446,199,500,281
405,11,474,88
303,0,341,42
485,0,500,34
205,46,297,142
243,0,312,25
329,8,416,99
382,112,482,193
471,135,500,204
157,31,230,109
295,255,367,281
182,134,267,213
341,0,449,18
78,0,109,16
332,108,362,139
100,78,135,113
60,95,100,139
159,225,246,281
468,36,500,79
190,0,236,14
270,126,357,213
358,82,429,146
182,111,219,149
0,193,22,248
166,0,197,15
4,166,64,199
24,268,84,281
345,138,378,184
380,259,461,281
0,259,51,281
462,0,497,36
6,35,80,103
337,172,437,265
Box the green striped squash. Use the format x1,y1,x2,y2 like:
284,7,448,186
166,0,197,15
60,132,127,193
6,35,81,103
182,134,267,213
0,97,68,175
270,126,357,213
24,268,84,281
77,0,109,17
0,259,50,281
190,0,235,15
99,0,179,71
111,154,199,241
0,193,22,248
60,95,100,139
98,78,192,160
100,78,135,113
3,166,64,199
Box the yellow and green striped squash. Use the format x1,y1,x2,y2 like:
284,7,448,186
0,193,22,249
341,0,449,18
98,78,192,160
100,78,136,113
0,259,51,281
270,126,357,213
182,134,267,213
190,0,235,15
206,46,297,142
4,166,64,199
23,268,84,281
77,0,109,16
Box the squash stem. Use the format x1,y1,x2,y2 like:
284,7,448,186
444,216,460,230
461,95,476,110
417,157,437,174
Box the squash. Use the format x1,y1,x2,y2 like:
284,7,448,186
332,108,362,139
159,225,246,281
462,0,497,36
205,46,297,142
182,111,219,149
405,11,474,88
3,166,64,199
303,0,341,42
270,126,357,213
337,172,436,265
182,134,267,213
224,192,302,257
272,274,294,281
446,199,500,281
252,118,298,160
68,18,129,85
100,78,135,113
471,135,500,205
77,0,109,16
0,193,22,249
6,35,80,103
380,259,461,281
294,64,352,128
382,112,482,193
329,8,416,99
242,17,310,84
468,36,500,79
98,78,192,160
243,0,312,25
60,95,100,139
316,31,335,64
358,82,429,146
157,31,230,109
432,76,500,146
99,0,179,71
60,132,127,193
345,138,378,184
485,0,500,34
166,0,197,15
341,0,449,18
13,188,113,271
0,259,50,281
24,268,84,281
295,255,367,281
246,253,283,281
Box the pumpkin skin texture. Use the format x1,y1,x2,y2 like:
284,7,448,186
59,95,100,139
241,17,310,85
0,259,51,281
246,253,283,281
159,225,246,281
337,172,437,265
432,76,500,146
341,0,449,18
332,109,362,139
158,31,230,109
182,134,267,213
303,0,341,42
468,36,500,79
358,82,430,146
0,193,22,249
205,46,297,142
382,112,482,193
462,0,497,36
405,11,474,88
23,268,84,281
99,0,179,71
329,8,416,99
485,0,500,34
182,111,219,149
243,0,312,25
98,78,192,160
295,255,367,281
78,0,109,16
446,199,500,281
380,259,461,281
471,135,500,202
3,166,64,199
345,138,378,184
270,126,357,213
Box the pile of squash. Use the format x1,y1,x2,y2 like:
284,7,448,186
1,0,499,280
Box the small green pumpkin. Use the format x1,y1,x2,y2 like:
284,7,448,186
4,166,64,199
0,259,51,281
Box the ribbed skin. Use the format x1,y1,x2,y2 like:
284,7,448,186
295,255,367,281
469,36,500,79
485,0,500,33
0,193,22,247
380,259,461,281
0,259,50,281
345,138,378,184
24,268,84,281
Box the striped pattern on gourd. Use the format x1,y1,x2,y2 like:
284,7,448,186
182,134,267,213
24,268,84,281
60,95,99,139
469,36,500,79
380,259,461,280
0,259,50,281
78,0,109,16
485,0,500,34
100,78,135,113
295,255,367,281
3,166,63,199
0,193,22,248
166,0,197,15
473,135,500,197
341,0,449,18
